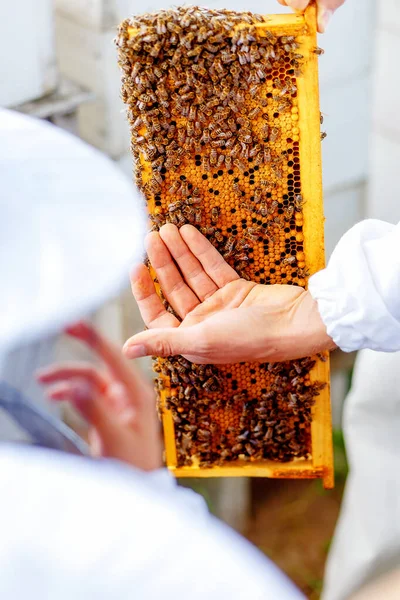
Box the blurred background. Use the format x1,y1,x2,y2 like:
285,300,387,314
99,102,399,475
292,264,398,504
1,0,395,596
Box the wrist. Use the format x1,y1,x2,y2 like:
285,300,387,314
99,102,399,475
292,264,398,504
304,293,337,355
271,290,337,361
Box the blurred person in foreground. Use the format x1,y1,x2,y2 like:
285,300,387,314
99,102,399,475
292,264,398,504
0,108,304,598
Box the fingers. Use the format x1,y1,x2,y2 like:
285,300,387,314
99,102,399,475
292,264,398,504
65,322,154,411
283,0,309,9
123,325,204,362
279,0,341,33
130,263,180,329
145,230,200,318
317,0,345,33
39,370,147,463
36,363,109,392
179,225,240,288
159,223,219,301
37,364,134,422
41,379,98,422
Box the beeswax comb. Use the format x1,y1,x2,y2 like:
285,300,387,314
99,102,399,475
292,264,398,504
116,2,333,489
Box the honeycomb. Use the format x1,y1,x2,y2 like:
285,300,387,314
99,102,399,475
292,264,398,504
116,4,333,487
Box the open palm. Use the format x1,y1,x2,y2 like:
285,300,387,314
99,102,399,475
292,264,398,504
126,224,334,364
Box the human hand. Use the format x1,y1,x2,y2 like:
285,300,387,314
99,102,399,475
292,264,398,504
277,0,346,33
37,322,162,471
125,224,336,364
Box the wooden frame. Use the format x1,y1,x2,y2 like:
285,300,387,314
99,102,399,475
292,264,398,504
126,2,334,489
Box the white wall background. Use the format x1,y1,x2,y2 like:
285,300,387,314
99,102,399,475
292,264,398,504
0,0,57,106
0,0,380,437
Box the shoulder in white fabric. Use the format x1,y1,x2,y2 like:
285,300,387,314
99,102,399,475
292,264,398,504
0,446,304,600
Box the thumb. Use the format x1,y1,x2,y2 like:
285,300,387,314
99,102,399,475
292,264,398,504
123,326,199,360
284,0,310,9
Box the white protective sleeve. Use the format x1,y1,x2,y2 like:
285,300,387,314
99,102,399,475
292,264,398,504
308,219,400,353
322,348,400,600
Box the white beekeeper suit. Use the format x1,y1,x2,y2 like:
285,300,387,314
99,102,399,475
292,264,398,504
0,108,302,599
308,220,400,599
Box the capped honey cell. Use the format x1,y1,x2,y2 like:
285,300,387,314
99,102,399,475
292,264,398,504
117,4,334,488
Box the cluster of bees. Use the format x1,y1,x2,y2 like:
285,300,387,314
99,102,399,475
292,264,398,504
116,6,326,467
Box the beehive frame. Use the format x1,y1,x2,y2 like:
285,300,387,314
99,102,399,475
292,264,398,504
118,2,334,488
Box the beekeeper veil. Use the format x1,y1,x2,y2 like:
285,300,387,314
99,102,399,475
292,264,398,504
0,109,303,600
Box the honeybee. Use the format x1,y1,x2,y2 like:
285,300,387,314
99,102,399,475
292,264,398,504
269,127,280,142
202,129,210,144
201,226,216,237
182,205,195,223
272,164,283,179
277,99,292,113
235,252,250,263
281,35,295,44
263,146,272,163
249,84,259,98
202,156,210,172
225,155,233,169
258,202,268,217
168,200,182,213
233,158,246,171
321,131,327,141
240,202,254,213
255,62,268,80
297,267,310,278
217,154,225,167
248,106,261,120
210,148,218,166
211,206,220,224
238,132,252,144
186,121,194,137
249,45,260,63
227,118,237,133
188,105,197,121
181,182,190,198
221,49,235,64
245,227,263,241
313,46,325,55
260,179,274,191
149,179,162,193
203,377,219,392
284,206,294,219
282,256,296,265
232,443,244,455
237,116,250,128
254,152,263,166
268,200,278,214
240,145,249,159
192,63,207,76
222,236,236,258
249,143,261,158
211,140,226,148
215,230,224,243
294,193,305,210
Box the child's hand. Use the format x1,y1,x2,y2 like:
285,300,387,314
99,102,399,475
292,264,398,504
37,322,162,471
277,0,346,33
